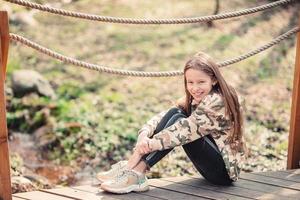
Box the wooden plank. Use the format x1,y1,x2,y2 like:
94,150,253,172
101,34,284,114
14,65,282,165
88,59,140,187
0,10,11,200
143,186,208,200
0,11,9,79
168,177,300,200
83,184,208,200
149,178,249,200
240,173,300,191
287,14,300,169
254,170,300,183
232,178,300,200
40,187,119,200
12,196,29,200
162,176,264,199
12,173,300,200
283,169,300,175
73,185,166,200
76,186,209,200
13,191,76,200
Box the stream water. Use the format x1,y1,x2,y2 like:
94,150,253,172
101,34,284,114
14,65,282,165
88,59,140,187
9,132,99,187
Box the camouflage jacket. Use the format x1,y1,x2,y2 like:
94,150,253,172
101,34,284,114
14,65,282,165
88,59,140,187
138,92,246,181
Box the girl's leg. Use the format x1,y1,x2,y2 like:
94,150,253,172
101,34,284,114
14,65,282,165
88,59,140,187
182,135,233,186
128,107,232,185
126,107,186,171
141,107,187,169
126,148,143,169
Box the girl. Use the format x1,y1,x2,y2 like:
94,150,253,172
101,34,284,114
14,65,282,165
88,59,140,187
97,52,248,194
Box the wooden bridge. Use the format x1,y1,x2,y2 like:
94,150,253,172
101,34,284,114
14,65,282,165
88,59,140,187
12,169,300,200
1,8,300,200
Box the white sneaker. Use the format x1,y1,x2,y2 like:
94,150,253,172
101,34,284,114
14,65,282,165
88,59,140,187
96,160,128,183
100,169,149,194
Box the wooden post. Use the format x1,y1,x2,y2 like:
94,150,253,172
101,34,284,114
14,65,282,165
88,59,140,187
287,16,300,169
0,11,11,200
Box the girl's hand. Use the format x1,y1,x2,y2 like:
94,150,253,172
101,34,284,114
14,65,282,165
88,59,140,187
135,137,152,155
137,130,148,144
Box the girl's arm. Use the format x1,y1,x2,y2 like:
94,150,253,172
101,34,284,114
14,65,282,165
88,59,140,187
149,93,232,151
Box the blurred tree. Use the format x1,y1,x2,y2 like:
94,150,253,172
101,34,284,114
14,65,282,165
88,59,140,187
207,0,220,27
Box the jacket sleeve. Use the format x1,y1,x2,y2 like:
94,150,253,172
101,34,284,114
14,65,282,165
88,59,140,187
137,110,169,138
149,93,232,151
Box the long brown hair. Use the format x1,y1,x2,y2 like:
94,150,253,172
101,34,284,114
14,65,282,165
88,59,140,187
177,52,247,154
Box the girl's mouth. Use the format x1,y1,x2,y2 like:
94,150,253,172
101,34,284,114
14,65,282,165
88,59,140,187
193,92,204,97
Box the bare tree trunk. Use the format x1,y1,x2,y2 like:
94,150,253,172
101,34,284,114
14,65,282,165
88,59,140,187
207,0,220,27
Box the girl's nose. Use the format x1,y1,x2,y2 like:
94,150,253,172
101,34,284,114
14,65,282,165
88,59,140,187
192,85,201,91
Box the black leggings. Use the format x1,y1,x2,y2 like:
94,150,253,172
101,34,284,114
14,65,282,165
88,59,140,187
141,107,233,186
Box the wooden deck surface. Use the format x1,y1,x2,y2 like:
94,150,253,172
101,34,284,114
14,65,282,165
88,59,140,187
12,169,300,200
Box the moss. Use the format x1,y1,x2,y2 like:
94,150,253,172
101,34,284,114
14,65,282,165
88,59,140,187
213,35,235,51
256,57,277,79
57,82,84,100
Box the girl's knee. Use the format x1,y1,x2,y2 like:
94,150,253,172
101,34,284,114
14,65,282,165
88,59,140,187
168,107,181,113
168,107,187,116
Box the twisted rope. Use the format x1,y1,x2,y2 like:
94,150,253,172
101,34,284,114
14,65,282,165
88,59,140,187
218,27,300,67
3,0,294,25
9,27,299,77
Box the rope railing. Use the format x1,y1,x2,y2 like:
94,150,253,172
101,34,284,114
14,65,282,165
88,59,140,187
9,27,299,77
3,0,295,25
218,27,300,67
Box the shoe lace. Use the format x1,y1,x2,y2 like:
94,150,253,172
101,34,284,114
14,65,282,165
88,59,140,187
115,163,127,175
114,170,128,183
114,170,140,184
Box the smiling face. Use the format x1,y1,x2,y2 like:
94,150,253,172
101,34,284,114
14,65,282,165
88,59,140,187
185,68,216,103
